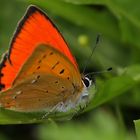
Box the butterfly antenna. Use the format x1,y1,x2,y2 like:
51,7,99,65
82,34,100,74
85,67,112,77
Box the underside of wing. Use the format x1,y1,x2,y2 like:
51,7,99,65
13,44,82,88
0,73,78,112
0,5,78,91
0,44,84,112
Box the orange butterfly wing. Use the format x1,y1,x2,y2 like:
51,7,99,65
12,44,82,87
0,5,78,91
0,45,83,112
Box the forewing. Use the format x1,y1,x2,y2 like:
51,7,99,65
0,5,78,91
0,45,83,112
13,44,82,88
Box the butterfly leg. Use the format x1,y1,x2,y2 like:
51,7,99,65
41,102,65,120
74,102,89,116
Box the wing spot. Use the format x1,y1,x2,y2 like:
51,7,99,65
12,96,17,99
45,90,48,93
42,54,47,58
31,79,37,84
16,91,22,95
0,73,4,77
55,81,58,84
36,75,40,79
59,69,65,74
12,92,22,99
62,86,64,89
67,77,70,80
37,66,40,70
51,61,59,69
3,64,6,67
49,52,53,55
0,84,5,91
38,60,42,63
72,83,76,89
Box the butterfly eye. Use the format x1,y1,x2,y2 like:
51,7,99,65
82,77,92,88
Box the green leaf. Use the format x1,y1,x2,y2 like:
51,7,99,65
125,64,140,81
57,0,140,28
86,64,140,111
39,110,136,140
54,0,104,4
114,64,140,107
56,0,140,48
87,75,136,110
0,108,77,124
134,119,140,140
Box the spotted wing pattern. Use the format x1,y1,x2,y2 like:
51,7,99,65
0,45,83,112
0,5,78,91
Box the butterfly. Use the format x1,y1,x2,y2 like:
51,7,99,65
0,5,93,114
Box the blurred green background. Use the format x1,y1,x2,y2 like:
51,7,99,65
0,0,140,140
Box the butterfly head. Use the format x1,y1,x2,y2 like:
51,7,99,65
82,75,92,88
74,74,94,109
